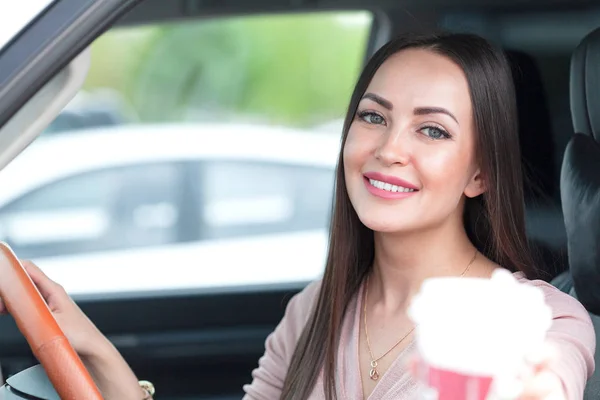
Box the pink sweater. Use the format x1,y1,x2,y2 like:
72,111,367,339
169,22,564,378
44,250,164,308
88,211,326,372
243,273,596,399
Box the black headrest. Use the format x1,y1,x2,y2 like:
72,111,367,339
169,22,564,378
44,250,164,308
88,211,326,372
561,135,600,315
506,50,556,201
562,27,600,315
571,27,600,142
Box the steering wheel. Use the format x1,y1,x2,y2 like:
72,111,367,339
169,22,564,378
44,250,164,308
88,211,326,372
0,243,102,399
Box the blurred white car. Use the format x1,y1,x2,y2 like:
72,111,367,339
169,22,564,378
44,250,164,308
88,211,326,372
0,123,341,296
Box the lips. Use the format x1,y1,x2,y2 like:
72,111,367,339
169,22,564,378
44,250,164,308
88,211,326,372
362,171,419,200
363,172,419,190
368,178,414,193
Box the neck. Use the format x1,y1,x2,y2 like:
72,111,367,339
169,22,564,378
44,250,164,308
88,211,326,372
369,216,477,313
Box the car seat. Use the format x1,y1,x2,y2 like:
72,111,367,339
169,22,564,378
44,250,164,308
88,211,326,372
506,50,567,281
550,26,600,399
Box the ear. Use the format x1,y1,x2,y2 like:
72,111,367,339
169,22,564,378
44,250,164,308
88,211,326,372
464,168,486,198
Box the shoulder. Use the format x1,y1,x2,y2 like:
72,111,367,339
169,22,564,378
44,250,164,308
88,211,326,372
260,279,323,363
279,280,323,339
513,271,593,326
244,281,321,400
290,279,323,311
242,280,323,399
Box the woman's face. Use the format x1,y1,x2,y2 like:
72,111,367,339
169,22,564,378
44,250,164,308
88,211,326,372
343,48,485,234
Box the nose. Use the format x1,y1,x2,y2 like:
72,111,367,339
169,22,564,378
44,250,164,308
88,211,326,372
374,127,411,166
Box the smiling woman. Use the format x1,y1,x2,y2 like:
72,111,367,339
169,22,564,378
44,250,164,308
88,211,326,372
240,32,596,400
0,30,595,400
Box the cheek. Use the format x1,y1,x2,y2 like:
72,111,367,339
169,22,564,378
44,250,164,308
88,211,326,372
415,145,473,190
342,129,368,170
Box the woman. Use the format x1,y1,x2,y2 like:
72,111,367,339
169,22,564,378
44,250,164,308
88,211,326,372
0,32,595,399
241,32,595,400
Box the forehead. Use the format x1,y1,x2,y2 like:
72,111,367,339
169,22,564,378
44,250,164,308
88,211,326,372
365,48,472,122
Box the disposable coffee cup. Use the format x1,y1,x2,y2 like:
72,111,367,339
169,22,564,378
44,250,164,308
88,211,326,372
407,269,553,400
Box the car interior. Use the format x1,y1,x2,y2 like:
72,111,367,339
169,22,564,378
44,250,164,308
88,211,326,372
555,24,600,398
0,0,599,399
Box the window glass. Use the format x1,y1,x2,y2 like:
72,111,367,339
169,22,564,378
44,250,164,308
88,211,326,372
6,11,372,294
0,163,182,259
200,161,335,239
42,11,373,134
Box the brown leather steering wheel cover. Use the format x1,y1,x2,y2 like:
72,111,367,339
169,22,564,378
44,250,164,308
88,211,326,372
0,243,103,399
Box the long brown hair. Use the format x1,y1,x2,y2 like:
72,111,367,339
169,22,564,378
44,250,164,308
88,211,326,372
280,32,538,400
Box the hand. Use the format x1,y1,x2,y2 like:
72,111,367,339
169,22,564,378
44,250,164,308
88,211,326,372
0,260,148,399
0,260,107,358
408,342,567,400
517,343,566,400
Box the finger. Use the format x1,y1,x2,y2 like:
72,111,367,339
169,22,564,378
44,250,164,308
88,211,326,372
524,342,559,372
519,370,564,400
20,260,65,303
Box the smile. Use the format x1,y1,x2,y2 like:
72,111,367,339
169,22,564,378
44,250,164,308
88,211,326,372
362,174,419,200
368,178,416,193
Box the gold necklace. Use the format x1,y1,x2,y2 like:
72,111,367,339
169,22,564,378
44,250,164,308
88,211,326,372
363,249,477,381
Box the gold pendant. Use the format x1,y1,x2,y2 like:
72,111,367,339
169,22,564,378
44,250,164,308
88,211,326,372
369,360,380,381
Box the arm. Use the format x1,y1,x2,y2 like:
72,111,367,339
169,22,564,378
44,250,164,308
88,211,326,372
528,280,596,399
242,280,321,400
0,261,149,400
83,336,152,400
86,280,322,400
86,279,321,400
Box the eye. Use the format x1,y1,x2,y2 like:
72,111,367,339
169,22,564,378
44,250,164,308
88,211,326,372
357,111,386,126
420,125,451,140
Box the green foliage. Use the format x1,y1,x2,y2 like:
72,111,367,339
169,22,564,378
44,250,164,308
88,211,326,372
83,12,371,127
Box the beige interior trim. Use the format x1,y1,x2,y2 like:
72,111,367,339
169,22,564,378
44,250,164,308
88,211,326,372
0,47,90,171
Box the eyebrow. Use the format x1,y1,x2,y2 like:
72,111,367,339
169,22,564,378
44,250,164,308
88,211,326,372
361,93,393,110
414,107,459,125
361,93,459,125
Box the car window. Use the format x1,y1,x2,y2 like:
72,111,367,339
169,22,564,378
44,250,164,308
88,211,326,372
35,11,374,135
199,161,335,239
0,163,183,259
4,11,372,293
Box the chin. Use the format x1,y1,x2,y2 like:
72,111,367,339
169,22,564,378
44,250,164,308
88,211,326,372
356,212,416,234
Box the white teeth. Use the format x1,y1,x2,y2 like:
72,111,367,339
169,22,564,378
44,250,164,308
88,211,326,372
368,178,415,193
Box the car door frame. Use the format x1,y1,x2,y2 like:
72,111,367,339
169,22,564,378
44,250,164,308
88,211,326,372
0,0,140,129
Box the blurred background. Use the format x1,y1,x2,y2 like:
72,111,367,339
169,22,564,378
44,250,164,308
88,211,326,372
50,12,371,130
0,12,373,295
